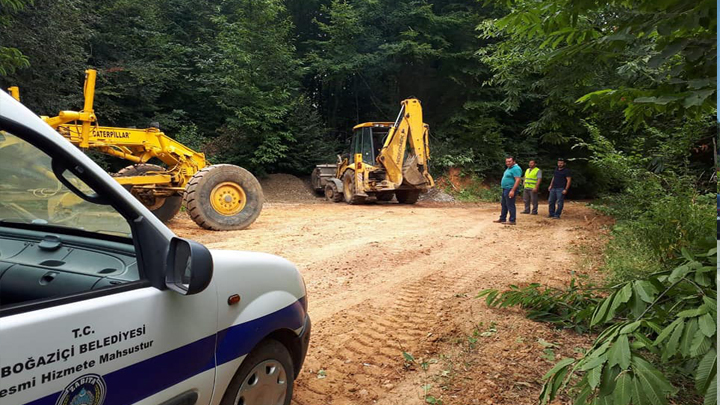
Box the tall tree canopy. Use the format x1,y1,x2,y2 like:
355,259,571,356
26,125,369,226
0,0,715,194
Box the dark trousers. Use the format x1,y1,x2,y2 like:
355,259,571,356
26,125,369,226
499,188,516,222
548,188,565,217
523,188,538,214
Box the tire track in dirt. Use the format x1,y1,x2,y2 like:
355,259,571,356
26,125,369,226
292,221,505,405
171,201,606,405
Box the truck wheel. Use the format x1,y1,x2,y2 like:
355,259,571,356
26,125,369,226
116,164,182,222
376,192,394,202
220,339,294,405
184,164,263,231
395,190,420,204
342,170,366,205
325,183,342,202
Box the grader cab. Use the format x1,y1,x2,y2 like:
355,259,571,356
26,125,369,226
8,70,263,230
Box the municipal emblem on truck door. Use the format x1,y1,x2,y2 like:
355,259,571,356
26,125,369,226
55,374,106,405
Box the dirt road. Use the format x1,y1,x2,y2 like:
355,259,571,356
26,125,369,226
170,200,608,405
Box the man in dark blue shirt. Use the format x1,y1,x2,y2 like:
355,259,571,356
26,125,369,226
547,158,572,219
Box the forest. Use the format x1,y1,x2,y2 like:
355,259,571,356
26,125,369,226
1,0,717,404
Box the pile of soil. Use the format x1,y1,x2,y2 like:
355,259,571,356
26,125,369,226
258,172,455,204
419,187,456,202
260,173,324,203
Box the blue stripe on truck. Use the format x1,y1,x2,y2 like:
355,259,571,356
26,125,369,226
215,296,306,367
24,297,306,405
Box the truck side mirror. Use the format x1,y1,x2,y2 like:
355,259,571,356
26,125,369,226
165,237,213,295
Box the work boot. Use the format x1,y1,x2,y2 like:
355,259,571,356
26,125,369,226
505,221,517,225
493,219,506,223
531,212,538,215
520,211,530,214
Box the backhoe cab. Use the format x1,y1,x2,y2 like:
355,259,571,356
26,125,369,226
312,98,434,204
8,70,263,231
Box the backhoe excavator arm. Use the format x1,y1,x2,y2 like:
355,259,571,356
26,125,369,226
377,98,432,187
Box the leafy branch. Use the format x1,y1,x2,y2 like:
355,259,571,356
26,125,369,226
480,248,717,405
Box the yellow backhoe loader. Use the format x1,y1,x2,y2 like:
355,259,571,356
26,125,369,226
311,98,434,204
8,70,263,230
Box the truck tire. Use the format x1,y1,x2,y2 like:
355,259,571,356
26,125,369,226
184,164,263,231
220,339,294,405
116,163,182,222
325,183,342,202
342,170,366,205
395,190,420,204
376,192,395,202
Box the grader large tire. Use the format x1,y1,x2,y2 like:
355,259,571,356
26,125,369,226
184,164,263,231
341,170,366,205
395,190,421,204
116,163,182,222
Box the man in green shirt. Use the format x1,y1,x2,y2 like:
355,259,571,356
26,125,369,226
493,156,522,225
521,159,542,215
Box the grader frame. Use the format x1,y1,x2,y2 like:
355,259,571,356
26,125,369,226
9,69,263,230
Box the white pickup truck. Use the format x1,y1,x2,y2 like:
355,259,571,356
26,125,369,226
0,91,310,405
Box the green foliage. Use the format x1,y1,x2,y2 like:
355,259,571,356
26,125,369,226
600,190,716,283
489,0,716,126
478,277,602,333
0,0,91,112
173,123,207,154
201,0,306,173
549,249,716,405
0,0,32,75
478,0,715,195
433,111,507,176
0,46,28,76
444,175,501,202
482,249,717,405
0,0,713,190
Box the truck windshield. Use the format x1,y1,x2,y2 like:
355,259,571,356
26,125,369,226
0,131,131,237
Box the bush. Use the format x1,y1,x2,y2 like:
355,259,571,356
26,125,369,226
481,248,718,405
443,173,502,202
593,175,715,283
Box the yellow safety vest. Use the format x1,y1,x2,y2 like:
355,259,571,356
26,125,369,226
524,168,540,189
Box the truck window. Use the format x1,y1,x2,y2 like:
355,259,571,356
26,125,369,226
372,128,388,163
0,132,130,236
361,127,374,164
0,131,140,311
351,130,362,163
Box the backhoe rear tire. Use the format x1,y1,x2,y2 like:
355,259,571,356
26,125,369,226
342,170,366,205
395,190,420,204
116,163,182,223
184,164,263,231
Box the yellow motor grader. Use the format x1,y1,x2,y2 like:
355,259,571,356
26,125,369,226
8,70,263,230
311,98,434,204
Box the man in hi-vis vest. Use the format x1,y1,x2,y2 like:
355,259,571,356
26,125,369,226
521,159,542,215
